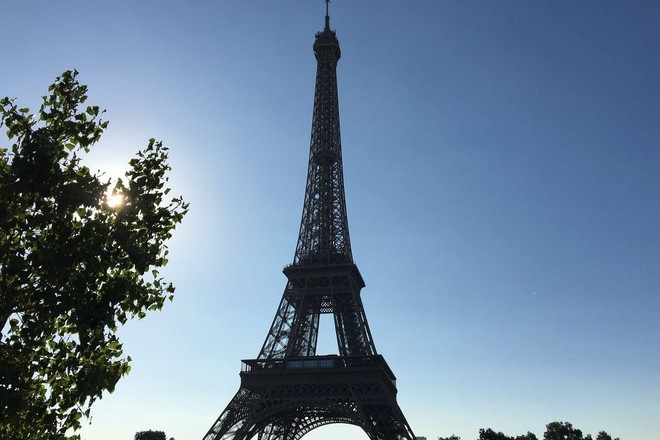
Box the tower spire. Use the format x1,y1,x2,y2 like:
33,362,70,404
325,0,330,30
292,0,344,267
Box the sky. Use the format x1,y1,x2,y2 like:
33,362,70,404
2,1,660,440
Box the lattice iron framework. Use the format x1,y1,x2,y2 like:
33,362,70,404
203,3,415,440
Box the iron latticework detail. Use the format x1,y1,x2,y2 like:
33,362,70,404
293,9,351,268
204,4,415,440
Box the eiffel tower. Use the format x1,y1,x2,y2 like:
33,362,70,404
203,3,416,440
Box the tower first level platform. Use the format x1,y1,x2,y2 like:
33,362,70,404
203,355,413,440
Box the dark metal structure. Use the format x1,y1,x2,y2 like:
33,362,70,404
203,4,415,440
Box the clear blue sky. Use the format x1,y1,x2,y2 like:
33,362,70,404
2,1,659,440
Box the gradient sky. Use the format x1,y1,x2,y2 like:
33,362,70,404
2,1,659,440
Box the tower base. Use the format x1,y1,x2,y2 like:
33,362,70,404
204,355,415,440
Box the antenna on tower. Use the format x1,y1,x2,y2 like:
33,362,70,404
325,0,330,30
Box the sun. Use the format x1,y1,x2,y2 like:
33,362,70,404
106,190,124,209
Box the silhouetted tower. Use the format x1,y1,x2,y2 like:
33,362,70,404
203,4,415,440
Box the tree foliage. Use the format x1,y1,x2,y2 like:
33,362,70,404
472,422,617,440
0,70,188,439
542,423,620,440
514,433,538,440
543,421,584,440
595,432,617,440
479,428,513,440
135,430,173,440
477,428,537,440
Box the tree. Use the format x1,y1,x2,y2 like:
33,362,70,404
0,70,188,439
595,431,619,440
544,422,583,440
479,428,513,440
438,436,461,440
135,430,173,440
473,423,615,440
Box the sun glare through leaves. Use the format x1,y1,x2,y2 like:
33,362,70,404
105,187,124,208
